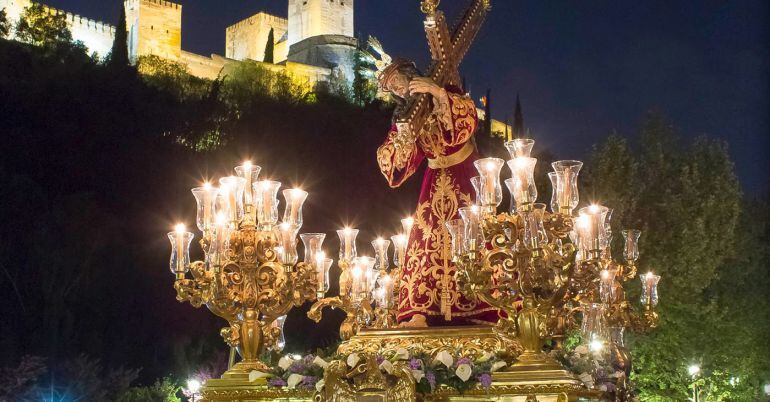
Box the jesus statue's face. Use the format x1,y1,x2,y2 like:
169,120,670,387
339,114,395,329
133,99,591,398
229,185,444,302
385,70,412,99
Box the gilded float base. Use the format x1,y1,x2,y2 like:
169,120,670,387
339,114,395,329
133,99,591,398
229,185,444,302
200,326,604,402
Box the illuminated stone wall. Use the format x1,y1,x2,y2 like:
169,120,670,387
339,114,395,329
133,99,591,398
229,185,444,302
125,0,181,62
287,0,353,48
226,12,288,63
0,0,115,57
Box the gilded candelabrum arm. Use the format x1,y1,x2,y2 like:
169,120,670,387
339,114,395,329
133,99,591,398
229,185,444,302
174,261,215,308
308,296,364,341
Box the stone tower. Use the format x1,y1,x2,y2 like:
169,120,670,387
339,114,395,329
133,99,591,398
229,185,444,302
287,0,354,47
124,0,182,62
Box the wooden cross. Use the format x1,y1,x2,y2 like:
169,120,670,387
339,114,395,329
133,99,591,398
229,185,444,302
395,0,492,138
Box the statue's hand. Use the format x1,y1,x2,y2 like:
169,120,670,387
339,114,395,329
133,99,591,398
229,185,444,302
409,77,444,98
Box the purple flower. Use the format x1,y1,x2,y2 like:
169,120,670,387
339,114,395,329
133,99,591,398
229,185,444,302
300,375,318,389
455,357,472,367
376,355,385,365
268,377,287,387
426,371,437,390
477,373,492,389
303,355,315,365
289,361,308,374
408,358,422,370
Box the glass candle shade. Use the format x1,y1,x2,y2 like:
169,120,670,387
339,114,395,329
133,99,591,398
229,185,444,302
503,138,535,159
191,184,218,232
599,269,617,304
282,188,308,229
371,238,390,271
470,176,482,206
168,224,194,274
640,272,661,307
622,229,641,263
390,234,407,267
314,252,333,296
459,206,483,252
548,172,559,214
349,262,364,304
336,228,359,264
506,157,538,209
270,315,287,352
401,217,415,240
219,176,247,223
474,158,504,211
234,162,261,214
300,233,326,265
376,274,395,309
275,222,299,266
208,213,230,267
445,219,466,259
601,208,614,259
581,302,608,342
523,203,548,249
358,256,377,295
254,180,282,230
551,160,583,214
577,205,609,255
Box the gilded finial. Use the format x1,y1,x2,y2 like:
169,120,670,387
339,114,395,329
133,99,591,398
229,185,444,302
420,0,440,15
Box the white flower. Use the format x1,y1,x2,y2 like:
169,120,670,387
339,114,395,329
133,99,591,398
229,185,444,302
393,347,410,360
287,374,305,389
433,350,454,368
574,345,589,356
455,364,472,382
578,372,594,388
491,361,507,372
248,370,271,382
347,353,360,368
476,351,494,363
379,360,394,374
315,379,325,392
313,356,329,368
278,355,294,370
411,369,425,383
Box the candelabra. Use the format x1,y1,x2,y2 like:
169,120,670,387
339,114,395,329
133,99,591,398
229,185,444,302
308,225,409,339
452,139,660,389
168,162,323,379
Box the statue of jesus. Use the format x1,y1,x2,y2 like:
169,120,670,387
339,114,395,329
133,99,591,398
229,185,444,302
376,59,498,327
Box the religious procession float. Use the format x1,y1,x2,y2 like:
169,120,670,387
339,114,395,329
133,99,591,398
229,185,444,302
166,1,661,400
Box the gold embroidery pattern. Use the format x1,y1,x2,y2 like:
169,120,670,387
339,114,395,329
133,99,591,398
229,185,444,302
398,169,485,321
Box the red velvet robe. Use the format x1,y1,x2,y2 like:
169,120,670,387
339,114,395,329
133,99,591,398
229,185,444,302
376,87,499,326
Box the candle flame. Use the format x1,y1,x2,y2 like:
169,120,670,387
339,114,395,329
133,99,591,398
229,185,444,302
203,181,212,191
243,160,252,170
291,188,305,198
215,212,227,226
174,223,186,233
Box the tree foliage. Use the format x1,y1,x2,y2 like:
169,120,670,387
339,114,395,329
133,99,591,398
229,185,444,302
264,27,274,64
108,5,129,68
584,112,767,400
352,49,377,106
0,8,9,38
15,4,71,47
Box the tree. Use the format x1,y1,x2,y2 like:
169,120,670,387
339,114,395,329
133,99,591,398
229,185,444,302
582,112,770,400
15,4,72,48
108,5,129,67
263,27,275,63
0,8,10,38
351,49,377,106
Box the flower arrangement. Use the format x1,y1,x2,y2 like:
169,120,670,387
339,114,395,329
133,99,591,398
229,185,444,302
258,348,508,395
548,332,624,393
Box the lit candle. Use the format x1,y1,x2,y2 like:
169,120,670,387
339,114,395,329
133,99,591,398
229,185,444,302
551,160,583,214
641,272,661,307
213,212,228,266
167,223,193,276
506,157,538,210
314,251,327,294
622,229,641,263
174,223,185,273
276,222,299,266
254,180,281,230
458,206,483,251
219,176,246,223
378,274,394,308
503,138,535,159
390,234,407,267
401,217,414,239
473,158,504,210
599,269,616,304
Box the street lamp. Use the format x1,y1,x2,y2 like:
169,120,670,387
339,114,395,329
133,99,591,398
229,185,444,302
687,364,701,402
186,378,202,402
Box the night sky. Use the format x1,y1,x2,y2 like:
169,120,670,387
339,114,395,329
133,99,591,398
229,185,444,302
45,0,769,192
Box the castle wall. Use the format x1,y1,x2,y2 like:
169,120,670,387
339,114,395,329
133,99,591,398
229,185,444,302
287,0,353,48
125,0,181,62
0,0,115,57
226,12,288,63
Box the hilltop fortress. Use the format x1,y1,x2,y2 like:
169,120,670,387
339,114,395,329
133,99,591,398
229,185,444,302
0,0,357,85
